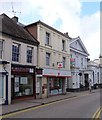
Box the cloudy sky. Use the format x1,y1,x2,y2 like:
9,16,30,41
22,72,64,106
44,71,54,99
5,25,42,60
0,0,100,60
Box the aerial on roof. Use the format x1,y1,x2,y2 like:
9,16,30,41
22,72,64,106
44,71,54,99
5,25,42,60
0,13,39,46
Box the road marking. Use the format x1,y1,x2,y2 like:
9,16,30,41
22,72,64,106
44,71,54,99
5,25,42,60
1,92,97,118
96,107,102,118
92,107,100,118
92,107,102,119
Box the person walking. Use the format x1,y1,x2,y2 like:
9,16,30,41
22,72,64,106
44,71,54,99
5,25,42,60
89,79,92,93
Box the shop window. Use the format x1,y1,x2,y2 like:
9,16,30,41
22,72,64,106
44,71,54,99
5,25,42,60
12,43,20,62
14,76,33,97
0,40,3,59
49,78,62,90
26,46,33,63
0,75,4,98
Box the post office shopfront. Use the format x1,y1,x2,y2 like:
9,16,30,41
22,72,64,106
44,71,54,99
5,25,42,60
11,64,36,102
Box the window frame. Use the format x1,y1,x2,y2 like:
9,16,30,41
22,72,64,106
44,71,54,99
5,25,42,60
45,32,50,45
62,40,66,51
46,52,50,66
62,57,66,68
0,39,3,59
26,46,33,63
12,43,20,62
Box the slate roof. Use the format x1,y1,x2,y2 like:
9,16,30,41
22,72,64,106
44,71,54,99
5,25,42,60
0,13,39,46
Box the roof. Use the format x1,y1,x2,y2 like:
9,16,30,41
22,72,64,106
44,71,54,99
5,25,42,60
0,13,39,46
25,20,71,39
70,36,89,56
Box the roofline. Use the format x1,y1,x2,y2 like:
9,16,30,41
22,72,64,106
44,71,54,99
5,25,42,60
70,36,89,55
1,32,39,46
70,47,89,56
25,20,71,39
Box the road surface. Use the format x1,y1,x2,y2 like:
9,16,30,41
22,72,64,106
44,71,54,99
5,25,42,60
2,91,101,119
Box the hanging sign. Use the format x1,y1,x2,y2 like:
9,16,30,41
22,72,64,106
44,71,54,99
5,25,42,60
58,62,63,68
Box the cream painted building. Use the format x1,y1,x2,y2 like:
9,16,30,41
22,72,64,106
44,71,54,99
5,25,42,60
25,21,71,98
0,14,39,104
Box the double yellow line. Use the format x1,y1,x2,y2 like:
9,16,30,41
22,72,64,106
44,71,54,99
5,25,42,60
92,107,102,119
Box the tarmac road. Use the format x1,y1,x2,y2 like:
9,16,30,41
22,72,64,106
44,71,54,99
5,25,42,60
2,91,101,119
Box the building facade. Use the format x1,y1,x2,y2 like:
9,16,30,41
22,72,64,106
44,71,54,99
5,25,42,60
87,60,100,88
68,36,89,91
25,21,71,98
0,14,39,104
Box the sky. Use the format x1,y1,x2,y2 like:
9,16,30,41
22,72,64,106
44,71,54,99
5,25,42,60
0,0,101,60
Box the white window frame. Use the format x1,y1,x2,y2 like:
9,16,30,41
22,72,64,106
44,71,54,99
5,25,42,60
62,57,66,68
62,40,66,51
45,32,50,45
46,52,50,66
26,46,33,63
12,43,20,62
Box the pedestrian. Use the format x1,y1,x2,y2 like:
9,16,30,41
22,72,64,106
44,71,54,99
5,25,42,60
89,79,92,93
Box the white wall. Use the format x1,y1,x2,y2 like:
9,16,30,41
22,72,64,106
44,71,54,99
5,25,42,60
0,34,38,104
37,24,70,70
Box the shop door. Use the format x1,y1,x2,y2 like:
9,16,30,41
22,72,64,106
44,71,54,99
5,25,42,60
36,77,42,98
0,75,5,104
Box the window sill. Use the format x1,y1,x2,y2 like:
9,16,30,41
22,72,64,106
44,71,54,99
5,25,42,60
62,50,67,52
45,44,52,48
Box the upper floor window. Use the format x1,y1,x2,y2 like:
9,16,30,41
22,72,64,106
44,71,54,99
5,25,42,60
46,52,50,66
45,32,50,45
62,40,66,51
62,57,66,68
12,43,20,62
27,46,33,63
81,58,83,68
0,40,3,59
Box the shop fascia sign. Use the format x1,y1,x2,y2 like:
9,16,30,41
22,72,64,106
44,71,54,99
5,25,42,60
57,62,63,68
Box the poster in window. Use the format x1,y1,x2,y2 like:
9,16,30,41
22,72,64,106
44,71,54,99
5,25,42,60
15,77,19,92
36,80,40,93
20,77,28,84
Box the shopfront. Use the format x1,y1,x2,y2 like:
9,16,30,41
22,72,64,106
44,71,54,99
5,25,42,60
43,68,71,97
48,77,64,95
11,64,36,101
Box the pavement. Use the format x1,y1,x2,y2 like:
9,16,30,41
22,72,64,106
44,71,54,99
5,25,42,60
0,89,100,116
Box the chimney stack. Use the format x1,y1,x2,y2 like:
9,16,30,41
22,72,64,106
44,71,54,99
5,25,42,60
65,32,69,36
12,16,18,23
64,32,69,37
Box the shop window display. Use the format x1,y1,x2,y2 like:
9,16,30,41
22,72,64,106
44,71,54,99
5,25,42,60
49,78,62,95
14,75,33,97
0,75,4,98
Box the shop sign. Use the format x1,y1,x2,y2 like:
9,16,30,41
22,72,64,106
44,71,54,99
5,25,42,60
58,62,63,68
70,58,75,66
12,67,34,73
29,68,34,73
